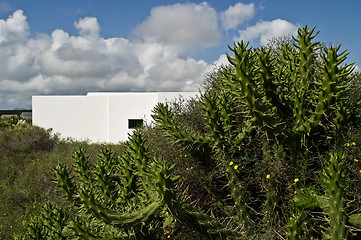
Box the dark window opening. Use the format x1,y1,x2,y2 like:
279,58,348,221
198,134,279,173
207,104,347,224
128,119,143,129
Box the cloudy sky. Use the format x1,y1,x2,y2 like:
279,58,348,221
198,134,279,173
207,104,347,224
0,0,360,109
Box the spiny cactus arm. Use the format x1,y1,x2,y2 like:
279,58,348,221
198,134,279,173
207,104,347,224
117,156,138,200
127,131,150,176
127,131,150,170
202,91,225,143
73,148,93,188
262,174,281,227
165,197,244,239
226,164,251,229
294,26,319,89
94,163,115,203
292,153,353,239
257,47,295,139
125,131,159,200
153,158,243,239
202,90,240,153
257,47,288,117
312,45,354,130
234,120,256,146
55,163,78,201
79,190,162,227
70,219,131,240
151,158,178,200
96,149,119,202
274,40,299,118
99,146,119,169
291,26,319,134
227,41,265,123
41,203,69,240
292,186,320,210
217,90,242,150
152,103,213,151
293,153,350,239
27,226,43,239
320,152,349,239
323,47,354,144
70,221,107,240
286,209,312,240
27,216,47,239
180,207,244,240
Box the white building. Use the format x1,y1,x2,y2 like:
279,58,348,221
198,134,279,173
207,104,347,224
32,92,199,143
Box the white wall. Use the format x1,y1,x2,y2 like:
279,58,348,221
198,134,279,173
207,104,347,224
105,93,159,143
32,92,198,143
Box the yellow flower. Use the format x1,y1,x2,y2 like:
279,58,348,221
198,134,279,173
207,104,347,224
266,174,271,179
184,154,187,157
345,143,350,147
352,142,356,146
229,161,234,166
294,178,299,183
234,165,238,170
359,170,361,174
355,159,359,163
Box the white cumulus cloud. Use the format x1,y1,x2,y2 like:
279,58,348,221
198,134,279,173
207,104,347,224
0,10,213,109
220,2,255,30
235,18,298,45
0,9,29,44
74,17,100,39
133,2,221,47
0,4,303,109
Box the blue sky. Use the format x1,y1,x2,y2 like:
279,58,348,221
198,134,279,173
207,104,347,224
0,0,360,109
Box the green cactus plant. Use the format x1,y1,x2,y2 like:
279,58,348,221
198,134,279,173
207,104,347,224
286,208,315,240
322,153,349,239
291,152,361,239
26,132,162,239
152,26,357,238
25,25,360,239
27,131,243,239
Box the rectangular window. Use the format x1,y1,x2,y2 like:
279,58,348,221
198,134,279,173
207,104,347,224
128,119,143,129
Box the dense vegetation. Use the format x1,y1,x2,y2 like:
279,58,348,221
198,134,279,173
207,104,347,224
1,26,361,239
0,117,124,239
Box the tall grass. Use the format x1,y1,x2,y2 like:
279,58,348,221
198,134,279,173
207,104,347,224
0,116,125,239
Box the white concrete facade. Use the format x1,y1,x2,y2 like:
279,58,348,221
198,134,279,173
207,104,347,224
32,92,199,143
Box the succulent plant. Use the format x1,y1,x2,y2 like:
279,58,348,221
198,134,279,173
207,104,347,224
152,26,358,239
26,26,360,239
